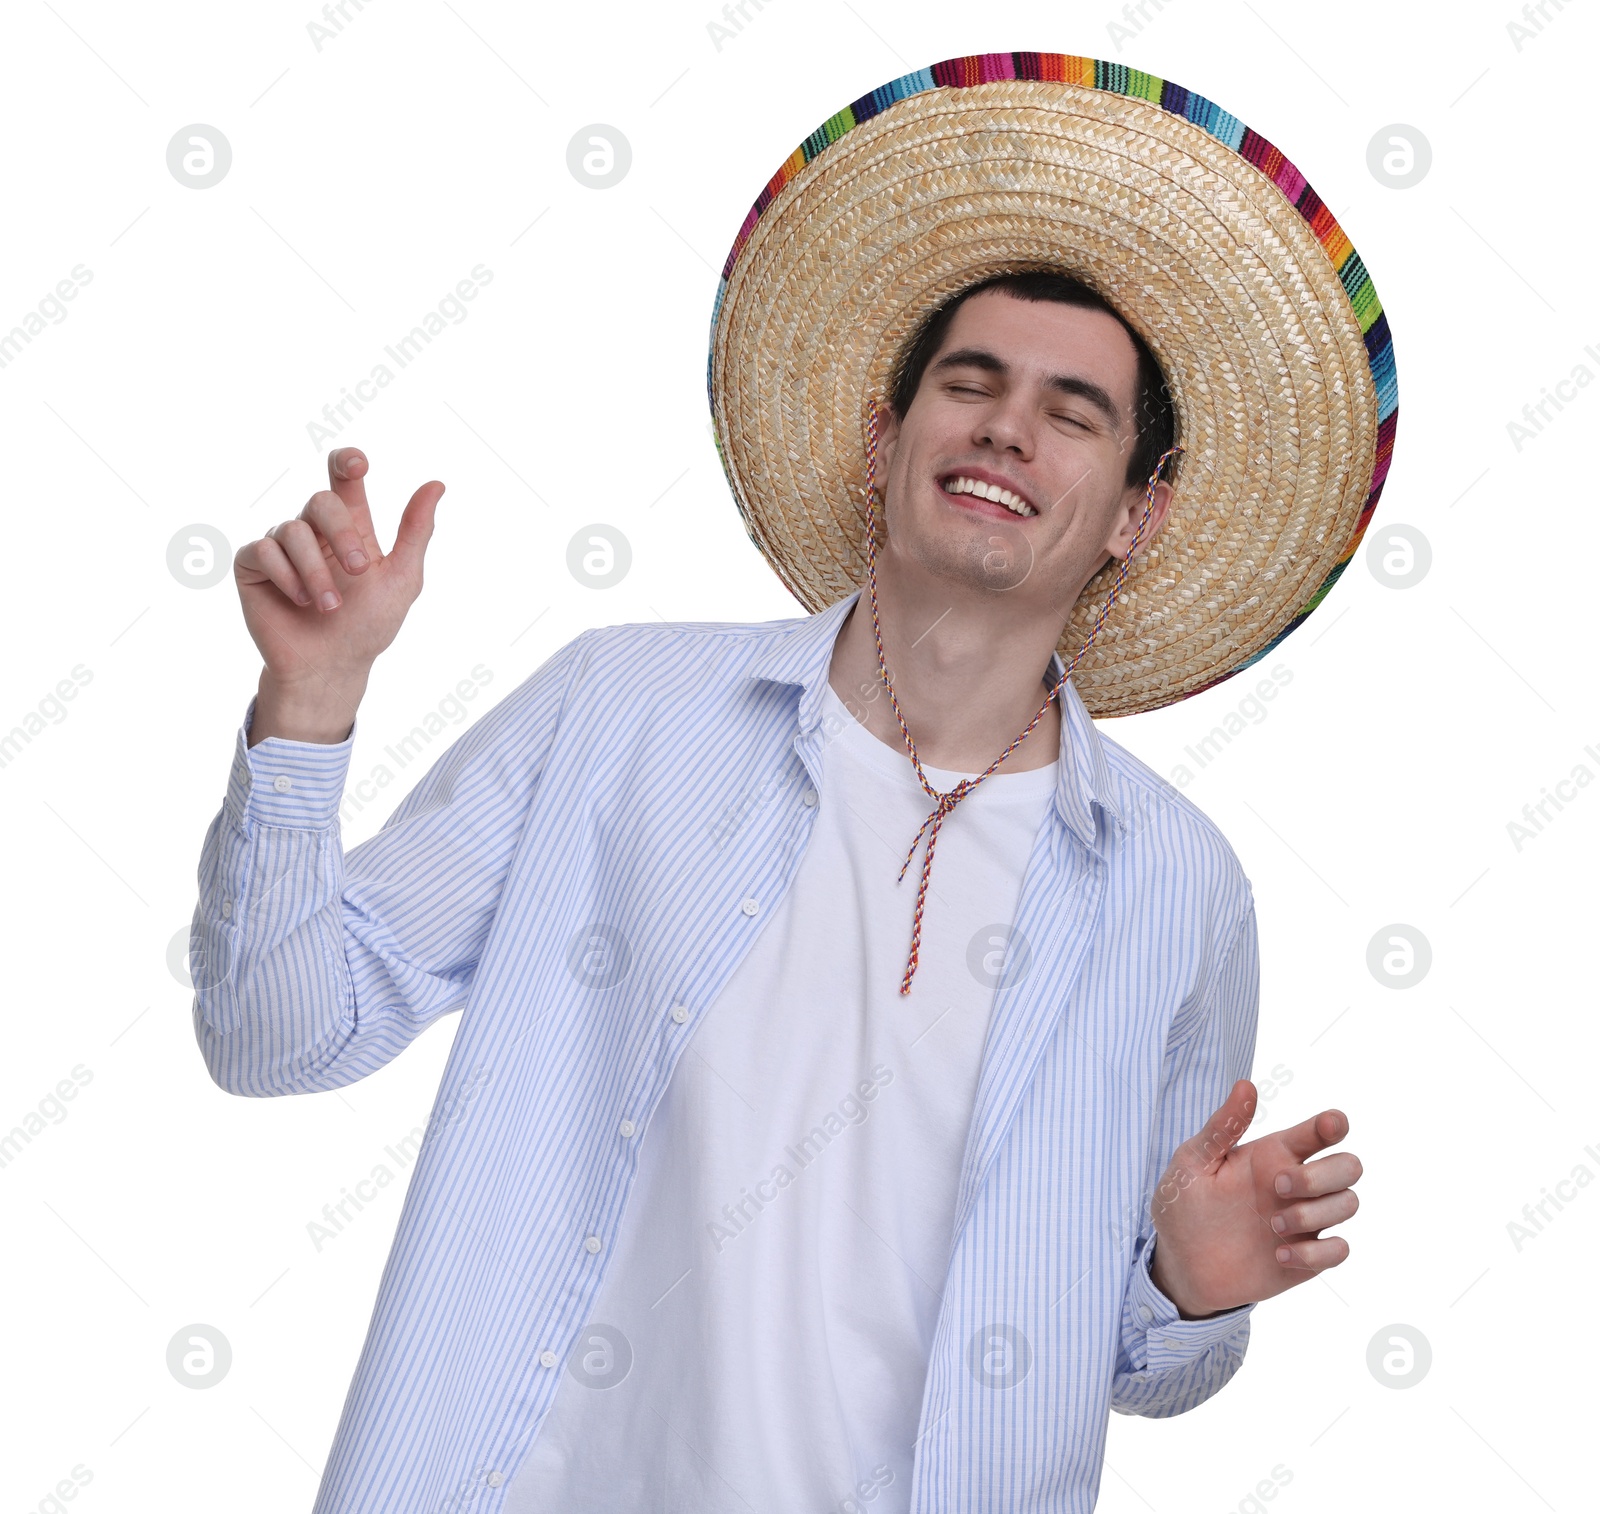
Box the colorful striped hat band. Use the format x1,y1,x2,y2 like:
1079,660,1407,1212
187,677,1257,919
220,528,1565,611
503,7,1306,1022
860,404,1185,994
707,52,1399,720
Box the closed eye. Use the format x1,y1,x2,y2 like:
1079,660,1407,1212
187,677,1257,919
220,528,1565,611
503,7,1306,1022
948,386,1092,430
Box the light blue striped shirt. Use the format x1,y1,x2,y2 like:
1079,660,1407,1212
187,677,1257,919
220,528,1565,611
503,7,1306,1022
191,587,1260,1512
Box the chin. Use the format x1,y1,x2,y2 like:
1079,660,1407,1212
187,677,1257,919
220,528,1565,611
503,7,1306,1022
904,529,1038,599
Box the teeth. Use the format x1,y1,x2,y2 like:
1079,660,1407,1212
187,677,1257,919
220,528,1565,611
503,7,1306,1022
943,475,1036,516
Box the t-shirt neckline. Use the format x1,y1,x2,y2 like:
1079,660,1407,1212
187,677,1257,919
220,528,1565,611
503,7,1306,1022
820,681,1060,800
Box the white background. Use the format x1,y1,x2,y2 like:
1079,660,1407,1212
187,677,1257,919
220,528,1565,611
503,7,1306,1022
1,1,1594,1510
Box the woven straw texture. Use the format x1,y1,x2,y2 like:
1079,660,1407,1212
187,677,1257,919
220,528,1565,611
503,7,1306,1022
707,55,1398,717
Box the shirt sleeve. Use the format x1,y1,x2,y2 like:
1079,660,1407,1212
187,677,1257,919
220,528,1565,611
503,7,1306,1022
190,634,588,1096
1111,898,1261,1418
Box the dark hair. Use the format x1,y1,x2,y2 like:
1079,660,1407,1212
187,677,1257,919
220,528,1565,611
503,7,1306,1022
887,269,1178,492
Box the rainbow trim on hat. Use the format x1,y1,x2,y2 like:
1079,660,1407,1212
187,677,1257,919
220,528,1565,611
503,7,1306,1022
708,51,1398,706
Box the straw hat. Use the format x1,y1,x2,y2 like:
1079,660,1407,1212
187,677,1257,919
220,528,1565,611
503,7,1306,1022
706,53,1399,717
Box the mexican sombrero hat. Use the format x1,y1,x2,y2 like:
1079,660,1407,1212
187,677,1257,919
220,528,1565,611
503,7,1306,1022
706,53,1399,717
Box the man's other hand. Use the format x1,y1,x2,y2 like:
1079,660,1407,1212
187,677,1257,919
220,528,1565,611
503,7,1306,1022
1147,1081,1362,1318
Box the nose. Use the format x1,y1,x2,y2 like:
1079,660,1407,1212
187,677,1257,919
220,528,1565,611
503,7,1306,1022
974,392,1034,457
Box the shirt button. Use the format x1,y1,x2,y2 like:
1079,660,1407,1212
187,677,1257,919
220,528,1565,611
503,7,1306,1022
220,899,232,918
273,774,294,792
618,1119,636,1138
1161,1336,1176,1348
801,787,818,807
539,1349,558,1368
486,1471,504,1488
740,897,760,917
1138,1304,1153,1324
584,1235,602,1254
670,1004,689,1024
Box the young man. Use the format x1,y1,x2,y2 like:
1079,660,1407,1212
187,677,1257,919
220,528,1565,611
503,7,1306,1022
193,57,1392,1514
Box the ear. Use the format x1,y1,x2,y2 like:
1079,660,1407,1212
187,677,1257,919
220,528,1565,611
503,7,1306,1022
1102,477,1173,564
873,402,901,473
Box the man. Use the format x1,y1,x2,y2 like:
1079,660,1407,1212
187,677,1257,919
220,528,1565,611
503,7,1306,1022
193,54,1392,1514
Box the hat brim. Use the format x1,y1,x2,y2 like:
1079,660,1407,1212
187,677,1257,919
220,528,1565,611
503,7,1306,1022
707,54,1398,717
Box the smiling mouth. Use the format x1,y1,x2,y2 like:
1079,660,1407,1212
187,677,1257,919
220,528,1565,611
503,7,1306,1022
938,473,1038,518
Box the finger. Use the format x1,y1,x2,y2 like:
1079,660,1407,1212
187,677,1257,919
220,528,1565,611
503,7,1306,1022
327,447,375,533
1275,1107,1350,1164
302,488,373,575
236,535,313,607
386,479,445,577
270,518,343,612
1272,1150,1363,1200
1178,1079,1257,1174
1274,1235,1350,1272
1271,1187,1358,1238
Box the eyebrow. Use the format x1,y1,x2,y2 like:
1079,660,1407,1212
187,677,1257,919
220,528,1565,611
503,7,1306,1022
928,346,1124,431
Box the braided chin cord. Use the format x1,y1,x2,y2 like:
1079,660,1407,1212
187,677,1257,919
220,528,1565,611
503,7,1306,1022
860,405,1182,994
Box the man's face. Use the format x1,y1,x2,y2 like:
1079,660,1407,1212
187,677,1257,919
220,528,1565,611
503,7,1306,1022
874,288,1171,618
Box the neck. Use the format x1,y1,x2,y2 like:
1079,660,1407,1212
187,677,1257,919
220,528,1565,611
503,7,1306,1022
827,567,1069,775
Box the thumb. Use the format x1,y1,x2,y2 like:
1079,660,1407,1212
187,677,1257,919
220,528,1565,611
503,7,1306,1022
390,479,445,575
1179,1078,1257,1175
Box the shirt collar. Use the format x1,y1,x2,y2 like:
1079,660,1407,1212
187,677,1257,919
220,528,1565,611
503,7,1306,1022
747,588,1126,849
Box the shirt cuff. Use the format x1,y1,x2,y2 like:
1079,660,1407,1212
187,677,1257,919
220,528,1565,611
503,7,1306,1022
1127,1233,1255,1372
225,693,359,833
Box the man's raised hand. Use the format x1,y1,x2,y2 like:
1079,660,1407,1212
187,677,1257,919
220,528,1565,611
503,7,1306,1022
1146,1080,1363,1319
234,447,444,691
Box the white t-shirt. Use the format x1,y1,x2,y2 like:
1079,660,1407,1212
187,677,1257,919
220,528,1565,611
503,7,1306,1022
504,681,1057,1513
